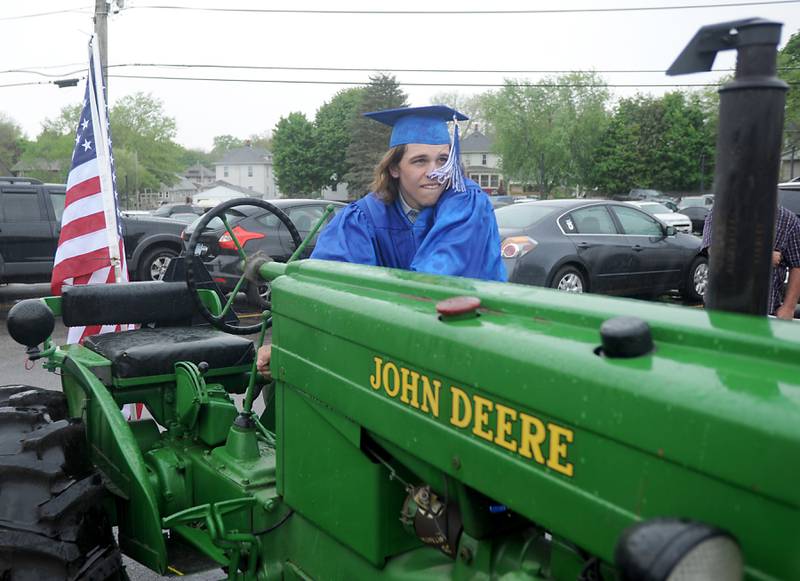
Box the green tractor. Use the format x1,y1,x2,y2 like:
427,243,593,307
1,18,798,581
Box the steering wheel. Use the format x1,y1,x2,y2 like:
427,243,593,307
185,197,302,335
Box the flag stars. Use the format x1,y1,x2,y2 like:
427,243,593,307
81,118,90,130
81,139,93,152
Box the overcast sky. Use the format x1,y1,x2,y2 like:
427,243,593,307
2,0,799,151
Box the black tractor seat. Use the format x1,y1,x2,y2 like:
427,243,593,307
61,281,255,379
83,327,254,379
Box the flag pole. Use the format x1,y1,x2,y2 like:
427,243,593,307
89,35,123,284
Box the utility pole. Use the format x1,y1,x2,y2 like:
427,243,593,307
94,0,108,93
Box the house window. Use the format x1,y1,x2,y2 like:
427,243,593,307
480,175,490,188
248,166,253,177
223,166,229,177
490,175,499,188
482,154,488,165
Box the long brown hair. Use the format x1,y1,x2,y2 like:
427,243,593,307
370,145,406,203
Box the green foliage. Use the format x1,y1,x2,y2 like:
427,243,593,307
15,105,80,182
315,88,365,190
176,147,214,170
589,92,715,194
0,113,25,174
430,91,489,135
779,30,800,149
343,74,408,197
272,112,322,197
482,72,610,196
211,135,244,158
110,93,183,193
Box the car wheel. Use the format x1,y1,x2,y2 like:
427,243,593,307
682,255,708,303
247,280,271,309
138,246,178,282
551,265,587,293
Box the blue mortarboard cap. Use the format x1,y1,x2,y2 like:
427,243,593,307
364,105,469,147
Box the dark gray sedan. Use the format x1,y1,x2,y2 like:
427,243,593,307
495,199,708,302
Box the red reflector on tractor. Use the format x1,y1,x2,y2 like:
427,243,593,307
219,225,265,250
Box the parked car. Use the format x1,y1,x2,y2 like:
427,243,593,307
183,198,346,306
495,199,707,302
678,194,714,208
679,206,711,236
778,182,800,217
628,188,665,201
0,178,186,284
489,195,514,209
627,201,693,234
152,202,205,218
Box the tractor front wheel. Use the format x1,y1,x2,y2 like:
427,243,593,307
0,385,123,580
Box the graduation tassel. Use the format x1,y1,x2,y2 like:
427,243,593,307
429,116,467,193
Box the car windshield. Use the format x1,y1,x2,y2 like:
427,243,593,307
639,203,671,214
495,204,557,229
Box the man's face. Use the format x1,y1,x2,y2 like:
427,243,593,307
390,143,450,210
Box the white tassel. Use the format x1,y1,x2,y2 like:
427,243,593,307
428,116,466,193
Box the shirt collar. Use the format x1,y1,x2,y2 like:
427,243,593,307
397,190,420,223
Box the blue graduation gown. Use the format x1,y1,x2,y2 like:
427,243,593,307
311,179,507,282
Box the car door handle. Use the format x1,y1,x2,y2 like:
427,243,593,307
577,242,590,248
632,245,644,251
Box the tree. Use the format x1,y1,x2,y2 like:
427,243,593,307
779,29,800,150
17,105,80,182
0,113,25,174
211,135,244,159
343,74,408,197
430,91,488,135
272,112,322,197
110,93,183,195
589,92,715,194
314,87,365,191
482,72,610,196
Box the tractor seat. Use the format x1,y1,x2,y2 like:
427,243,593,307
83,327,254,379
60,281,254,379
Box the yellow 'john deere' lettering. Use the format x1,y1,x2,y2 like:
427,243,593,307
369,356,575,478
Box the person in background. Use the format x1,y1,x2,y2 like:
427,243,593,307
701,205,800,319
258,105,506,376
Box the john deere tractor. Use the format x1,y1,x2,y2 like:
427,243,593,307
1,18,798,581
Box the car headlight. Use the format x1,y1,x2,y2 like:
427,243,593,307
615,518,743,581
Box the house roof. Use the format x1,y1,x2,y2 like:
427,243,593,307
461,131,493,154
200,180,254,195
216,146,271,165
163,175,197,193
184,163,214,178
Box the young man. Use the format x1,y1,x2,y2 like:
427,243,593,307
258,105,506,375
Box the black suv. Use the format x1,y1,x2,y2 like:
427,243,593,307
0,177,186,284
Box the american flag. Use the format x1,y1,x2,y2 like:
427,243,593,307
51,36,130,345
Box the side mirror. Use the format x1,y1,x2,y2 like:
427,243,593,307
665,225,677,237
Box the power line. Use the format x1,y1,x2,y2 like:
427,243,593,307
0,7,89,21
130,0,800,15
105,73,800,88
5,62,799,78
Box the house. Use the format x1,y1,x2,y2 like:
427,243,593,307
460,130,504,194
184,163,215,189
194,180,257,208
137,175,198,210
11,159,63,181
213,145,279,198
